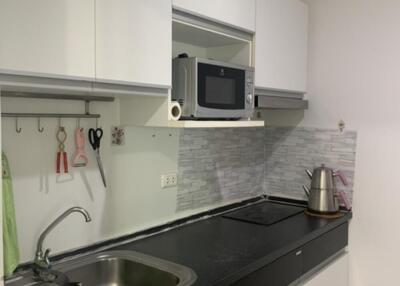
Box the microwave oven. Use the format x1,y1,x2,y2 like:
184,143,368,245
172,57,254,119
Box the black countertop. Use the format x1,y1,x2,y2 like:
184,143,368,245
113,200,352,286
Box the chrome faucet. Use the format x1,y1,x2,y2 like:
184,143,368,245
34,207,92,271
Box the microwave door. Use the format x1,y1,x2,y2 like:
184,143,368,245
196,63,245,118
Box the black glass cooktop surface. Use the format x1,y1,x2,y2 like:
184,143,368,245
223,201,305,226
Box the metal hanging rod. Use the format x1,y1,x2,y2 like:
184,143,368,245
1,113,100,118
1,91,115,102
1,91,114,119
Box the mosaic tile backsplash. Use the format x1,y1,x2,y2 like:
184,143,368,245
265,127,357,202
176,126,357,211
176,128,265,211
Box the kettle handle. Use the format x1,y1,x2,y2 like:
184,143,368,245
334,170,348,186
336,191,352,210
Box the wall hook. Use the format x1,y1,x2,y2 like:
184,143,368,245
96,118,99,129
16,117,22,133
37,117,44,133
338,119,345,133
58,117,62,128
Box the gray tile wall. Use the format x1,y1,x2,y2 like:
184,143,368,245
176,126,357,212
176,128,265,211
265,127,357,202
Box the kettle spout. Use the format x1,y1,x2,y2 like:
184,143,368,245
303,185,310,197
306,169,313,179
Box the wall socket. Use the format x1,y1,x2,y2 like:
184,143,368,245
161,173,178,188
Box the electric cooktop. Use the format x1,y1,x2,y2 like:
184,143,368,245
223,201,304,226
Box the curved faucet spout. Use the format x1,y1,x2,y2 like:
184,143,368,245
34,207,91,270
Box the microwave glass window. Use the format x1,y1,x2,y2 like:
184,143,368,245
205,76,236,104
198,63,245,110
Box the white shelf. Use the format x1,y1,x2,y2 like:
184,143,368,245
172,18,252,67
173,20,248,48
166,120,264,128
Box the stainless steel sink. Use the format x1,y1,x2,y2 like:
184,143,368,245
61,251,196,286
6,250,197,286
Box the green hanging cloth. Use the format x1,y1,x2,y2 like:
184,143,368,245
2,152,20,276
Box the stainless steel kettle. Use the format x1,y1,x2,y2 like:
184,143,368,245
303,164,351,214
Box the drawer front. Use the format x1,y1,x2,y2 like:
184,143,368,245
302,222,348,274
232,249,302,286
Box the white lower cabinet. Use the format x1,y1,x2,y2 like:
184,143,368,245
0,0,95,79
299,252,349,286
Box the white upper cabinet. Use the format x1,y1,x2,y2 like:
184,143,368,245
0,0,95,79
172,0,256,32
255,0,308,93
95,0,172,87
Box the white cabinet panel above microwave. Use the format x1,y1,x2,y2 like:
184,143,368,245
95,0,172,88
255,0,308,93
0,0,95,79
172,0,256,32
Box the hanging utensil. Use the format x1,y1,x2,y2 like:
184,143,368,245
56,127,68,174
88,128,106,187
72,128,89,167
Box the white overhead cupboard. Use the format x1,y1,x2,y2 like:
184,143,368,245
95,0,171,88
0,0,171,91
255,0,308,94
172,0,256,32
0,0,95,79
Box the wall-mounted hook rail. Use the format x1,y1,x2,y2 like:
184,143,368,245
1,91,115,103
1,91,115,121
2,113,101,119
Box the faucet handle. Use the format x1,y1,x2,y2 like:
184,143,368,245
43,248,51,268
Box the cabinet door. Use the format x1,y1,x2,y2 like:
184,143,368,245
255,0,308,92
95,0,171,87
173,0,256,32
302,223,348,274
0,0,95,79
232,249,302,286
300,252,349,286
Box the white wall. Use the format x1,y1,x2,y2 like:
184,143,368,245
295,1,400,285
0,96,245,264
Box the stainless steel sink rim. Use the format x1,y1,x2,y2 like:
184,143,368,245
56,250,197,286
6,250,197,286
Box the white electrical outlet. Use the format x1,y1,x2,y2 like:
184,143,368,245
161,173,178,188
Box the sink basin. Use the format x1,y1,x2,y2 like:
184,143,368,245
61,251,196,286
6,250,197,286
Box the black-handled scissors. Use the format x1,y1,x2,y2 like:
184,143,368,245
88,128,103,150
88,128,106,187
